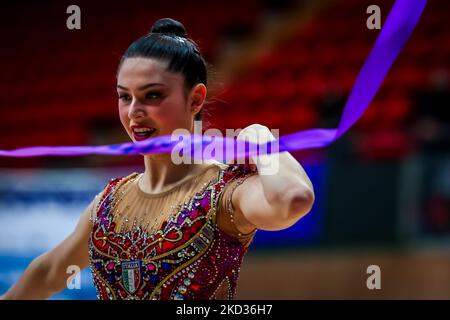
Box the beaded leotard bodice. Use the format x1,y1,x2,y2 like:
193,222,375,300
88,164,256,300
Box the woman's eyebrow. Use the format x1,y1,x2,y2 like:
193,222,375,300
117,83,165,91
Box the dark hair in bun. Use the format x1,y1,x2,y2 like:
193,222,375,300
118,18,208,121
150,18,188,38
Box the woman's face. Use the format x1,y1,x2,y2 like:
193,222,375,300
117,57,205,143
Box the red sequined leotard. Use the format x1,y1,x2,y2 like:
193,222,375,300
87,163,257,300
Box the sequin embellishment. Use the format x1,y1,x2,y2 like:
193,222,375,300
88,165,256,300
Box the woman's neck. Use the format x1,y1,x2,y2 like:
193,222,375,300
139,154,211,194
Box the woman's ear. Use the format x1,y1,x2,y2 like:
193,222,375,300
190,83,207,116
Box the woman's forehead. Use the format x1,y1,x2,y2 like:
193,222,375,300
117,57,181,88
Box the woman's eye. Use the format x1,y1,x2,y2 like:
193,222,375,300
146,92,161,99
118,94,131,102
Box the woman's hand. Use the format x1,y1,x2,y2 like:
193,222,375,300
237,123,273,141
236,123,274,170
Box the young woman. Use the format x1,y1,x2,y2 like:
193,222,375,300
1,18,314,300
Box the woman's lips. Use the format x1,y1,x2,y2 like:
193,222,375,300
131,127,157,141
133,131,156,141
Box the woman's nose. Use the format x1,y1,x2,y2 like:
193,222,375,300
128,99,146,119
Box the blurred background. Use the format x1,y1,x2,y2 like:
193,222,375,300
0,0,449,299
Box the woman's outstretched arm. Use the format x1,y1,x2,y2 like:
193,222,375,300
1,202,94,300
231,124,315,233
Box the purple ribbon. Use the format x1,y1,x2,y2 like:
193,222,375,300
0,0,427,160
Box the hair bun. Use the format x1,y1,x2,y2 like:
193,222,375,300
150,18,188,38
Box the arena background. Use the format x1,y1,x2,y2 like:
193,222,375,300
0,0,449,299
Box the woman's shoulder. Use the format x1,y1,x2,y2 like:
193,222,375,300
88,172,140,222
198,162,257,186
207,161,257,174
101,171,139,193
95,172,140,202
105,172,140,187
220,163,258,182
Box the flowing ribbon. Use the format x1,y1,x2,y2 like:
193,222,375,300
0,0,427,160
